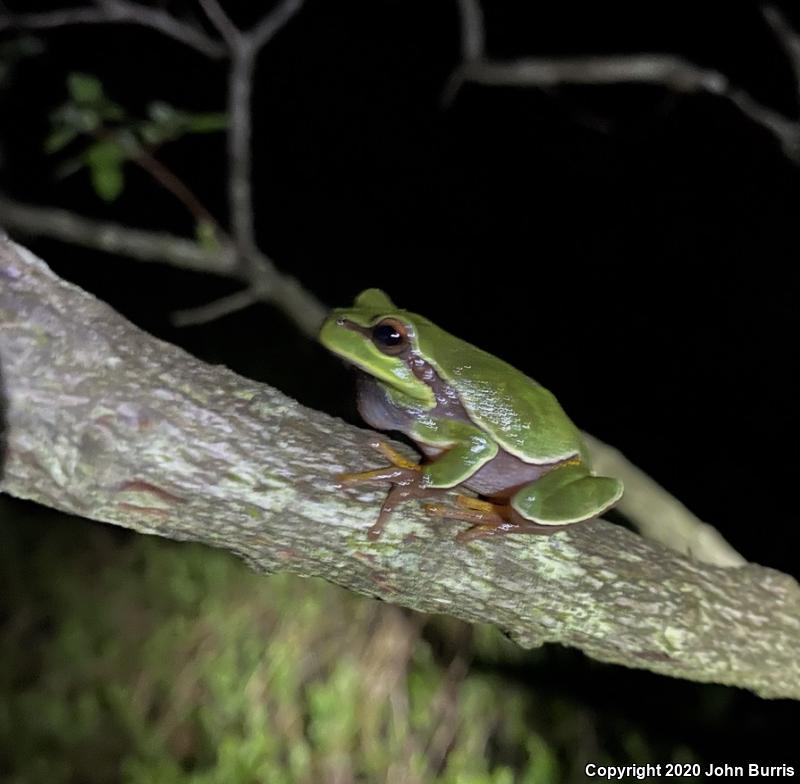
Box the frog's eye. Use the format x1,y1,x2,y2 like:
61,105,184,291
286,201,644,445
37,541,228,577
371,319,408,355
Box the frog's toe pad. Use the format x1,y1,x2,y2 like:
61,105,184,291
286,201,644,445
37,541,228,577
514,475,623,526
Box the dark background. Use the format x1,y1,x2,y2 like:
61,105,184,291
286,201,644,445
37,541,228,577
2,0,799,773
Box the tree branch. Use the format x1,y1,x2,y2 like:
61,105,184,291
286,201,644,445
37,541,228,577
0,194,237,273
225,45,258,254
763,5,800,102
0,195,742,561
450,3,800,163
196,0,305,256
455,0,484,63
200,0,305,256
1,238,798,700
0,196,327,337
0,0,225,59
249,0,304,50
170,286,260,326
197,0,240,49
582,433,745,567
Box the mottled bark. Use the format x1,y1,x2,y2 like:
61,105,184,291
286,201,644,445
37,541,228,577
1,237,798,700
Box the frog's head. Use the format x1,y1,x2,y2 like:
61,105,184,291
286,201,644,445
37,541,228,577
319,288,435,406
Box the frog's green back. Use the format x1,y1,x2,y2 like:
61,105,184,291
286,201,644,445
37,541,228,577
412,314,586,465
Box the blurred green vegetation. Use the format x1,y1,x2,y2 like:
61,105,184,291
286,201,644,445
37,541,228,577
0,500,698,784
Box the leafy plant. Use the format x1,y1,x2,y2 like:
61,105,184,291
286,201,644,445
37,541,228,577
45,72,226,204
0,505,700,784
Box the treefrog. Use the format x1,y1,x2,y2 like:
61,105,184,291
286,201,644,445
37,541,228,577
320,289,623,541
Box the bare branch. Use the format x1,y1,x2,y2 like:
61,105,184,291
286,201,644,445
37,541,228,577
171,286,259,327
0,194,237,274
0,197,744,558
226,47,258,254
195,0,305,254
0,195,741,553
0,5,105,30
763,5,800,99
249,0,305,50
725,85,800,159
450,2,800,162
455,55,800,161
457,54,729,91
455,0,484,62
197,0,240,48
128,145,219,227
582,433,745,567
0,196,327,337
241,246,328,337
0,0,225,59
2,238,799,700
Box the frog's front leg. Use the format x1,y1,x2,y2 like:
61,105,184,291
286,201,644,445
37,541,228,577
338,419,498,539
337,441,425,540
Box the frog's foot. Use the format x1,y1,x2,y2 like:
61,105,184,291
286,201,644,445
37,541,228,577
425,495,570,542
336,440,419,486
337,441,440,541
510,462,624,527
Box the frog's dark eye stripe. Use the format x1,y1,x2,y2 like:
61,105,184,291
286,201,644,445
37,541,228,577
371,319,408,355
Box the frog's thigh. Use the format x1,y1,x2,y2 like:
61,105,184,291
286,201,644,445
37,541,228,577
511,462,623,525
411,417,498,489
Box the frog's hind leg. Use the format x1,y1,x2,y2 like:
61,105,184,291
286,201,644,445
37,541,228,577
425,495,568,542
511,461,624,527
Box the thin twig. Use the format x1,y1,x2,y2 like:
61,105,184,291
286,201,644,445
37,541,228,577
459,54,728,90
171,286,259,326
455,0,484,62
197,0,240,48
456,55,800,160
0,0,225,58
450,2,800,163
0,194,236,274
249,0,305,50
582,433,745,567
226,47,258,255
196,0,305,257
131,148,219,227
0,195,327,336
763,5,800,102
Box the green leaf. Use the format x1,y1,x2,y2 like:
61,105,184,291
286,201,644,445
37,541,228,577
44,126,79,154
98,101,126,122
52,104,100,133
85,138,127,166
138,121,169,147
185,112,228,133
143,102,227,143
195,219,220,250
147,101,180,126
90,161,124,202
86,140,127,202
67,72,104,104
